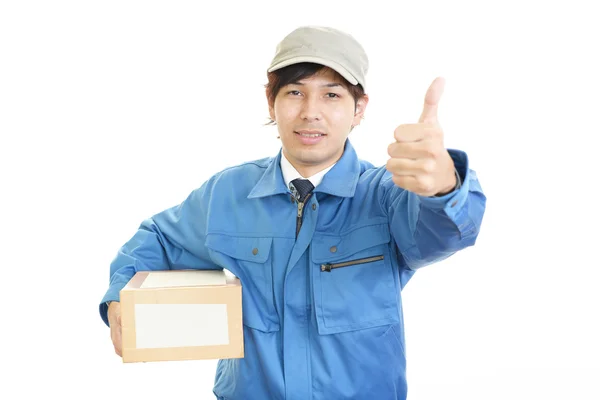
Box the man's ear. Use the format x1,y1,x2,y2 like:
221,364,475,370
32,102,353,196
269,106,275,122
266,87,276,122
352,94,369,127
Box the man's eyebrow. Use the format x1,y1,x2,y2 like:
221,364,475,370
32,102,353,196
288,81,344,88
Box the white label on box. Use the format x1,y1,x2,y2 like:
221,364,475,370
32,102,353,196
134,304,230,348
140,270,227,289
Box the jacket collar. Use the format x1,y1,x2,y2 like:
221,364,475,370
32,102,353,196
247,139,361,199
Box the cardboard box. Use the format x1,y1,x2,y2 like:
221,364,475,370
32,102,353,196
120,269,244,363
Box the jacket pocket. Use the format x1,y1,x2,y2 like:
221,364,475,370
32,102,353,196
320,255,385,272
205,233,280,333
310,223,399,335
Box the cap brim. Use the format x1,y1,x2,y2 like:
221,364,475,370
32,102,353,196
267,56,359,86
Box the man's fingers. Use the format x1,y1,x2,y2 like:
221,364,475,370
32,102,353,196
394,123,438,143
386,157,437,176
418,77,445,124
386,158,417,176
108,302,123,357
388,139,439,159
111,323,122,357
391,174,418,189
391,174,437,196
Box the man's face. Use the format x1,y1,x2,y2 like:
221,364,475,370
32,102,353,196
269,67,368,177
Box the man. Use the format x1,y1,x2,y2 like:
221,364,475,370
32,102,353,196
100,25,486,399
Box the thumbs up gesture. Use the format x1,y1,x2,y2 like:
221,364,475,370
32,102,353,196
386,77,457,197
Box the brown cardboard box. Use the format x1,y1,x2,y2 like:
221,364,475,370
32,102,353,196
120,269,244,363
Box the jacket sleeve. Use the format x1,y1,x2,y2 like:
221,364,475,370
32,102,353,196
379,149,486,270
98,177,221,327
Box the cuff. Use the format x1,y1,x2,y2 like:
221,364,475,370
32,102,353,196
99,285,125,327
418,149,470,218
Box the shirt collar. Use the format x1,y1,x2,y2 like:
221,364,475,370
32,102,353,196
247,139,361,199
279,151,335,190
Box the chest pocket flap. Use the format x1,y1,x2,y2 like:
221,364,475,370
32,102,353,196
205,234,272,263
312,222,392,264
311,223,400,335
205,233,279,332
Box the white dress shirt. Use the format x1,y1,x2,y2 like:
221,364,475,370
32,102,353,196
280,152,336,191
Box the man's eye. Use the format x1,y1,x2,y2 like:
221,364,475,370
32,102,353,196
327,93,340,98
287,90,301,96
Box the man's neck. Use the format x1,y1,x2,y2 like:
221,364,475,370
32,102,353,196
282,151,340,178
280,152,338,189
294,163,332,179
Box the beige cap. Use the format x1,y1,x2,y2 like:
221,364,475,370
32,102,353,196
267,25,369,91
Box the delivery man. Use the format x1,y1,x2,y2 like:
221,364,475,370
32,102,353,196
99,25,487,400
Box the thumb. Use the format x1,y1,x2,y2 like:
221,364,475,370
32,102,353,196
418,77,445,124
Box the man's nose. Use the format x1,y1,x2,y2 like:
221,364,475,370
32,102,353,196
300,96,322,121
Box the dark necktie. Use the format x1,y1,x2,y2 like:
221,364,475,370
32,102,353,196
290,178,314,200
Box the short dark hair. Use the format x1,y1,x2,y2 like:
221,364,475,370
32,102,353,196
264,62,365,125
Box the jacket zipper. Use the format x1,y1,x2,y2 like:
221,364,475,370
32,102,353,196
295,193,311,238
321,255,384,272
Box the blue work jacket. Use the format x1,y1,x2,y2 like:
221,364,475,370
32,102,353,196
100,139,486,399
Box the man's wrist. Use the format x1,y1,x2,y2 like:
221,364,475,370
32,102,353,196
434,168,461,197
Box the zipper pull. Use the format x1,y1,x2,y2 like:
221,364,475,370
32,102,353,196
297,201,305,217
321,264,332,272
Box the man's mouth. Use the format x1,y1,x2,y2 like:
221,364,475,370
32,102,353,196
295,130,326,138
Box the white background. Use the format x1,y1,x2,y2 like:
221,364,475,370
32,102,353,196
1,1,599,399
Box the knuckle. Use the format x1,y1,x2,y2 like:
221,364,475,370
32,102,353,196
422,159,436,173
426,147,439,158
392,175,404,187
386,158,395,171
393,125,405,141
422,143,440,158
414,176,424,189
387,142,396,157
425,124,441,135
419,177,435,194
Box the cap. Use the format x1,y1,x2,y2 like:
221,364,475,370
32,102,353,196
267,25,369,91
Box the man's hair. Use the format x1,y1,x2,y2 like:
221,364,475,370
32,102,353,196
265,62,365,125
